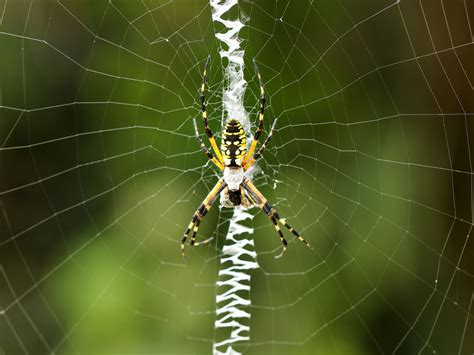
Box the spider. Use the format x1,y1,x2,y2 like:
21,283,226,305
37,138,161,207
181,56,311,258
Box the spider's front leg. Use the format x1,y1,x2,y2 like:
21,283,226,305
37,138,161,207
181,179,226,258
243,118,277,171
199,56,224,164
242,178,311,257
241,59,277,171
193,118,224,170
242,59,266,167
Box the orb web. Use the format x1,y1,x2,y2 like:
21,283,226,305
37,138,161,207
0,0,473,353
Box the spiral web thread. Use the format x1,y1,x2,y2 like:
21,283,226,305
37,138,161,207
0,0,473,353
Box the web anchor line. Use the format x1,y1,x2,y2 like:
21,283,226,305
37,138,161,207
210,0,257,354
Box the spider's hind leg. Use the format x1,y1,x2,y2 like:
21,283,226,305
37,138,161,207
242,186,256,208
181,179,226,258
272,210,310,248
242,179,311,256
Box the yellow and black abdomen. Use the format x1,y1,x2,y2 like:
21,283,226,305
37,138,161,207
221,119,247,167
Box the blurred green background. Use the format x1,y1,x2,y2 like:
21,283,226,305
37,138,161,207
0,0,473,354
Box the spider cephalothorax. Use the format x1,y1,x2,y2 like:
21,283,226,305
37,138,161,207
181,56,311,258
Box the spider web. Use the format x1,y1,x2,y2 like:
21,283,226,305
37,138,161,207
0,0,473,353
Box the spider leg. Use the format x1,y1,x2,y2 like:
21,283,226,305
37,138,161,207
243,118,277,171
181,179,226,258
199,56,224,164
242,58,266,167
193,118,224,170
242,179,311,257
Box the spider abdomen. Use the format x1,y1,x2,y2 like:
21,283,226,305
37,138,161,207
222,119,247,167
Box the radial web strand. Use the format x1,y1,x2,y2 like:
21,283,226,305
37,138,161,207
0,1,473,354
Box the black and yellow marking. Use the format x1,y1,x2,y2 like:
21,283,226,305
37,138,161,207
199,56,224,164
221,119,247,167
274,210,309,247
193,118,224,170
243,59,266,167
242,179,311,255
185,57,309,260
269,214,288,252
181,179,226,257
244,119,277,171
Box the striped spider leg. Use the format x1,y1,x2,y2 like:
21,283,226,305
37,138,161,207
182,57,310,258
242,178,312,257
199,56,224,164
242,58,266,167
243,118,277,171
181,179,227,258
193,118,224,170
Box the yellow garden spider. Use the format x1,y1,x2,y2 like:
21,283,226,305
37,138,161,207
181,57,311,257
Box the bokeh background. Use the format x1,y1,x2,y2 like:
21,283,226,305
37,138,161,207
1,0,473,353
